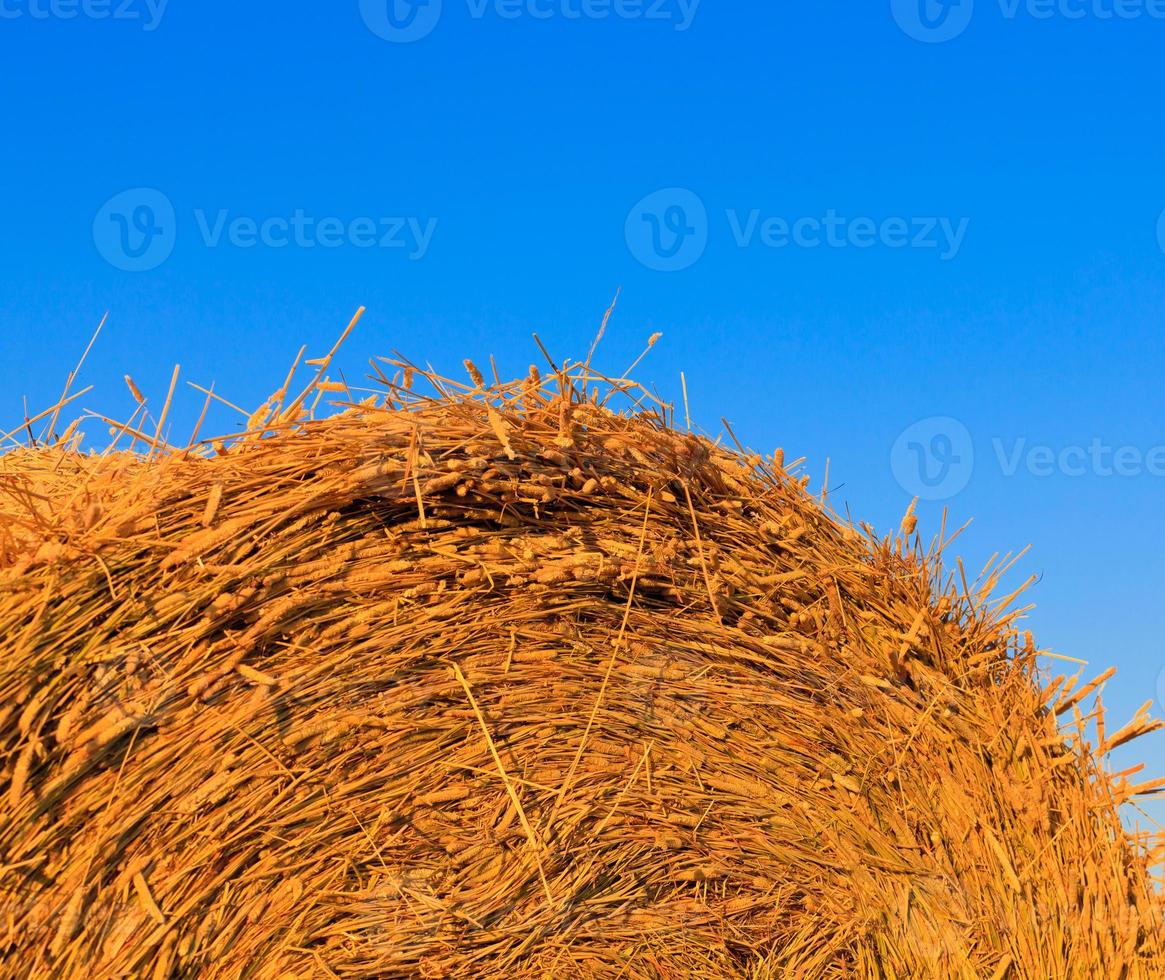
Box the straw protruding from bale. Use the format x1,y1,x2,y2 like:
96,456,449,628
0,333,1163,978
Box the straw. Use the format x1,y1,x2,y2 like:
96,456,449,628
0,332,1162,978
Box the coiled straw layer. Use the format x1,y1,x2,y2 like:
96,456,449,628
1,336,1162,978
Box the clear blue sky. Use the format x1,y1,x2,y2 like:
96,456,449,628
2,2,1164,825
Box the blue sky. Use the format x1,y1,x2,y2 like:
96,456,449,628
2,1,1164,825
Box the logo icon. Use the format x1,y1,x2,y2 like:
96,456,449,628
891,0,974,43
625,188,708,272
93,188,176,272
360,0,443,43
891,416,975,500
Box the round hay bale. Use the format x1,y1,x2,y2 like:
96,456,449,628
1,359,1162,978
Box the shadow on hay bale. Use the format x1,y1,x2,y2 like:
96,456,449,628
1,329,1163,978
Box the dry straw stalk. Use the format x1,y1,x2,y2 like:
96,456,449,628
0,325,1162,977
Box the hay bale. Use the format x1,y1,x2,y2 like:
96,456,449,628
1,355,1162,978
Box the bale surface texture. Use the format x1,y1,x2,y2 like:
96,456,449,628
1,363,1162,978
